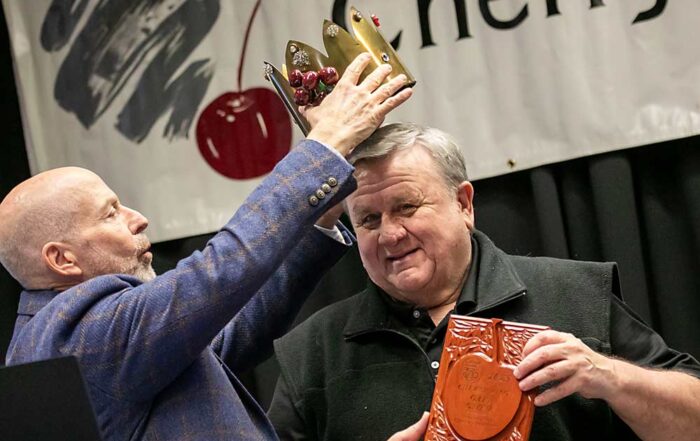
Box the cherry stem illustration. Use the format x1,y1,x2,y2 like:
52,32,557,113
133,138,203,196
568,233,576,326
237,0,262,92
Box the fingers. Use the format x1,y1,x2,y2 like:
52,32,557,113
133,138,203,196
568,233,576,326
515,341,571,380
359,63,392,92
518,359,576,392
387,412,430,441
513,330,617,407
522,330,570,358
304,54,412,154
340,52,373,86
376,83,412,116
532,376,580,407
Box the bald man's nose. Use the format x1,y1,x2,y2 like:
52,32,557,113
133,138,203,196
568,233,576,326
124,206,148,234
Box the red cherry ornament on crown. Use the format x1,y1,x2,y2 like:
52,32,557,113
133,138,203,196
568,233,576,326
294,88,310,106
302,71,319,91
318,66,339,86
288,69,303,88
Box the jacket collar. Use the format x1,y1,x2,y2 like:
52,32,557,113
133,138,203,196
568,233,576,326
16,274,144,317
17,289,59,316
343,230,527,338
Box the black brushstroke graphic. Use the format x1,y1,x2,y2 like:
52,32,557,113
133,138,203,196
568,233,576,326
41,0,220,143
40,0,90,51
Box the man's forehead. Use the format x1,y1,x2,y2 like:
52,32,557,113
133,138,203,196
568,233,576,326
43,169,116,216
356,146,439,176
347,178,425,215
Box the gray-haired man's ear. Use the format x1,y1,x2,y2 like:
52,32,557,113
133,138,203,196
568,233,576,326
457,181,475,231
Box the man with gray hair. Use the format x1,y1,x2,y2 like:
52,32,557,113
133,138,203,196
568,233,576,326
269,122,700,440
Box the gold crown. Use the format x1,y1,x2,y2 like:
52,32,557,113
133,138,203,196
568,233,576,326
264,6,416,135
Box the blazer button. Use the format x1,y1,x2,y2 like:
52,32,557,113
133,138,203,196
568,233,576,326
321,183,332,193
315,189,326,199
327,177,338,187
308,195,319,206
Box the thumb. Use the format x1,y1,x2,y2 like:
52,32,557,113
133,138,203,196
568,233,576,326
387,412,430,441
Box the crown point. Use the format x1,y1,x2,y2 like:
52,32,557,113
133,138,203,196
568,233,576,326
289,44,298,54
353,10,362,22
263,63,274,79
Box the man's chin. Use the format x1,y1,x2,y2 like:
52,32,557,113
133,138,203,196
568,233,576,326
381,276,431,302
133,265,157,282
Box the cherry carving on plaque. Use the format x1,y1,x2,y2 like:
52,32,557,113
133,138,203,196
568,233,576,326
425,316,549,441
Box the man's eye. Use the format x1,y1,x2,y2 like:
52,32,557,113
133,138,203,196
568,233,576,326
400,204,417,214
359,214,380,229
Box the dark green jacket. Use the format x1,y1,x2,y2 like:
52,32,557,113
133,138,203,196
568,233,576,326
270,230,698,440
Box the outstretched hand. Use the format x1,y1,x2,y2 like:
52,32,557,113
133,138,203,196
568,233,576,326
514,330,618,406
305,53,412,156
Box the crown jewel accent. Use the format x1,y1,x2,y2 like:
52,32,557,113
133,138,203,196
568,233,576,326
326,24,340,38
264,6,416,135
292,50,310,67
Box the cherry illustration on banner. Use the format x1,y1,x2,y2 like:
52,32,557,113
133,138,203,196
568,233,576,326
196,0,291,179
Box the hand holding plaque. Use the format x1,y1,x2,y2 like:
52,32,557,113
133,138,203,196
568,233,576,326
425,316,549,441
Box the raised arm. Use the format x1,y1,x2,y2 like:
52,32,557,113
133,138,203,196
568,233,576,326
211,222,353,374
10,53,412,402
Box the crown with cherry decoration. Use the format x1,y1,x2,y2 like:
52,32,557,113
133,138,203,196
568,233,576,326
264,6,416,135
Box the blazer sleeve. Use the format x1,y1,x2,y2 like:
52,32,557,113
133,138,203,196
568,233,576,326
210,223,354,374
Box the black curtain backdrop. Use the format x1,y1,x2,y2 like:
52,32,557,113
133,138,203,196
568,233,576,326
1,7,698,411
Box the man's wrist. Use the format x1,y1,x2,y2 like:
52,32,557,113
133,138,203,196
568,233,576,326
307,129,352,157
602,358,634,405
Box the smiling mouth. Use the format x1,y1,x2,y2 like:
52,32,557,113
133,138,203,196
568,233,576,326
387,248,418,263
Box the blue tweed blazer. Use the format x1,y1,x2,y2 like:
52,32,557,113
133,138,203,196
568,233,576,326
6,140,356,441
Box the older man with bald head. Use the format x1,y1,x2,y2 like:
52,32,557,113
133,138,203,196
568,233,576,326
0,167,156,289
1,55,420,441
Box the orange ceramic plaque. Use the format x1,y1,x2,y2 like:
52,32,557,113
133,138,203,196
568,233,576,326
425,316,549,441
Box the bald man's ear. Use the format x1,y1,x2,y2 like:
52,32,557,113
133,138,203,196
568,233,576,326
456,181,475,231
41,242,83,278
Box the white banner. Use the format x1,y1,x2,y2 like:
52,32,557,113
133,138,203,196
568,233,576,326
4,0,699,242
